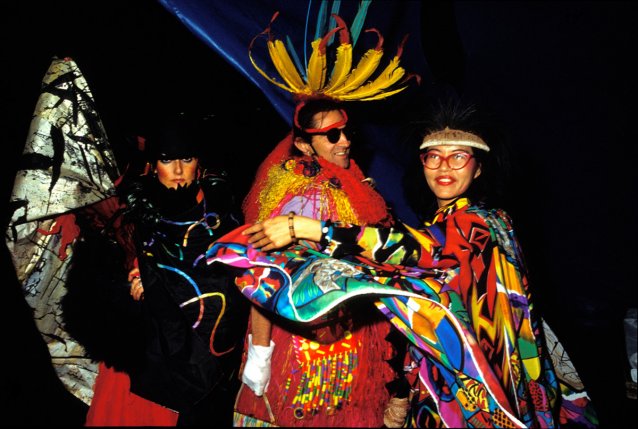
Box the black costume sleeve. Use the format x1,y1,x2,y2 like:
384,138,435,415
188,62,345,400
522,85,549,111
61,211,146,374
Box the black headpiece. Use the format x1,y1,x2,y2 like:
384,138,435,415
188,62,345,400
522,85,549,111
144,114,201,161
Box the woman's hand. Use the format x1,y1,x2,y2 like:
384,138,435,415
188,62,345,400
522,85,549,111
243,215,322,251
128,267,144,301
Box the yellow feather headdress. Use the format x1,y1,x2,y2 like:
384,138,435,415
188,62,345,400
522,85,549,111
249,11,419,103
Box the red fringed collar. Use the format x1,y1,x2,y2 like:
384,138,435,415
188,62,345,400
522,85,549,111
289,155,393,227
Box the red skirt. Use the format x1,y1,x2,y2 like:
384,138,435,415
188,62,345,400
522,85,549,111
85,362,179,426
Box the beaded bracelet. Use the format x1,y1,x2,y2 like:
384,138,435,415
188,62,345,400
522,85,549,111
288,211,297,243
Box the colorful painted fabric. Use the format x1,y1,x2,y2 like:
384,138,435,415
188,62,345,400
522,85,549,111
206,198,598,428
5,58,119,405
207,227,434,426
324,198,597,427
206,226,431,322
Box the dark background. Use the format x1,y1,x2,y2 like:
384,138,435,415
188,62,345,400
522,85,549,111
2,1,636,426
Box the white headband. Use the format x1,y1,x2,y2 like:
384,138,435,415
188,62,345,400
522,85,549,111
420,127,490,152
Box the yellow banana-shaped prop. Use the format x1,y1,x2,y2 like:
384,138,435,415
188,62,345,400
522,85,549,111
324,43,353,91
331,29,384,96
248,12,303,93
268,39,306,93
306,38,327,92
341,59,405,100
249,12,418,102
248,47,294,93
323,15,353,92
340,35,410,100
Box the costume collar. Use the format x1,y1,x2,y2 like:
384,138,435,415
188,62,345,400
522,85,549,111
429,197,471,225
252,153,392,227
304,155,392,226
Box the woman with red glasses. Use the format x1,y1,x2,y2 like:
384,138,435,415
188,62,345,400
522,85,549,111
238,102,598,428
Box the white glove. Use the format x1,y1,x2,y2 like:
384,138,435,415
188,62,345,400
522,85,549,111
242,334,275,396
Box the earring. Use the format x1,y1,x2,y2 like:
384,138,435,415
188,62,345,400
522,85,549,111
143,162,154,175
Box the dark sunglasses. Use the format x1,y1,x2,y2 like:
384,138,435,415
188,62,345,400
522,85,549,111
307,126,355,144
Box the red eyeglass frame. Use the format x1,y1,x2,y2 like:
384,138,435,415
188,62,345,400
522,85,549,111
419,151,475,170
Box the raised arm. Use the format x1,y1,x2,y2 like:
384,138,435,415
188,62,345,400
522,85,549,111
244,214,435,267
244,214,322,251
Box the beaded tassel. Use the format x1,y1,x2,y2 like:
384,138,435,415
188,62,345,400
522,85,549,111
290,346,359,419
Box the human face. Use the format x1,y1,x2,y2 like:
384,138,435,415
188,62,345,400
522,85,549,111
298,110,351,168
156,157,198,189
422,145,481,207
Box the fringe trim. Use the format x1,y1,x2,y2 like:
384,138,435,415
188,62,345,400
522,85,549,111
255,161,360,224
284,331,363,419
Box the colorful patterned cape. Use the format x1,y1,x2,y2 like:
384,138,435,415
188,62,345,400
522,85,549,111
205,199,598,428
205,226,431,323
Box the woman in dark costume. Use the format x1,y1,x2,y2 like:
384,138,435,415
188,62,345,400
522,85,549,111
63,114,249,426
